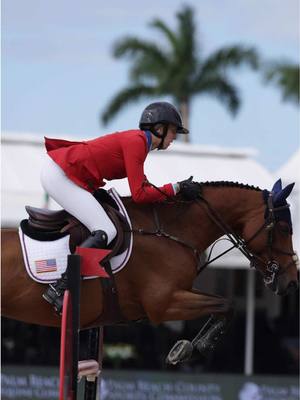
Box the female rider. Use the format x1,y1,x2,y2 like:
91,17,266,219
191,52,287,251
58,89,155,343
41,101,199,313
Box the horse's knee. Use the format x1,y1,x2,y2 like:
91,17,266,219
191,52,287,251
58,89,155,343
144,304,167,324
215,298,235,317
141,297,170,325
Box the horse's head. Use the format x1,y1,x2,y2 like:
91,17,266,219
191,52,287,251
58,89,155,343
243,179,299,295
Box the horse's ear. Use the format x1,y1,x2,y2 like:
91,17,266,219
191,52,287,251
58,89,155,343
272,179,282,193
273,183,295,205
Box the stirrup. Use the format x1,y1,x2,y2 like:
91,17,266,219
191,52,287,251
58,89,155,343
79,230,108,249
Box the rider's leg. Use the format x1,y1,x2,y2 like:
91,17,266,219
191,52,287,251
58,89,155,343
40,156,117,241
40,156,117,313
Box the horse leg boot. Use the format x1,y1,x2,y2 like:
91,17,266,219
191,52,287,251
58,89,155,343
163,290,234,364
166,310,234,365
42,230,108,314
190,290,234,356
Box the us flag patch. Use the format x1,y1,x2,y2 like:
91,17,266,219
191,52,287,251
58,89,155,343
35,258,57,273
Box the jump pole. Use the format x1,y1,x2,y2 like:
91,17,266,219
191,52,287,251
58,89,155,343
83,326,104,400
59,254,81,400
59,254,103,400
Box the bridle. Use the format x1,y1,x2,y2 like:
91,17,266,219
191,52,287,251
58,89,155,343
196,192,299,287
132,187,299,287
246,192,298,286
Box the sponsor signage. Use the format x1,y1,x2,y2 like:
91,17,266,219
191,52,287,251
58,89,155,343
1,366,299,400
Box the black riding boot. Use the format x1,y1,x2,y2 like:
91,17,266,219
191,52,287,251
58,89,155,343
42,230,108,314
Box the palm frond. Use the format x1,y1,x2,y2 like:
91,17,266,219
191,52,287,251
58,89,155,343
129,54,169,82
177,6,196,59
101,85,158,125
113,37,167,66
200,46,259,79
150,19,178,49
195,76,240,115
264,62,299,104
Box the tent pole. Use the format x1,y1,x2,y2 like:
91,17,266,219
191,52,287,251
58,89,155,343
244,268,255,376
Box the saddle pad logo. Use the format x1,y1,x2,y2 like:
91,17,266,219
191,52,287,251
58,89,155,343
35,258,57,273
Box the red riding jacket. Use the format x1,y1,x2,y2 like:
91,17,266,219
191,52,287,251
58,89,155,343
45,130,175,203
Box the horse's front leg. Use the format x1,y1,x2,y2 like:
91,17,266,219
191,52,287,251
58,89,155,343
148,289,234,365
155,289,233,321
189,288,234,354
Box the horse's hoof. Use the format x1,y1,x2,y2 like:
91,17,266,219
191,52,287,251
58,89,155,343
165,340,193,365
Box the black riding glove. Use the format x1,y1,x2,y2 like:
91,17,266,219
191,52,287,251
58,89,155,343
178,176,201,200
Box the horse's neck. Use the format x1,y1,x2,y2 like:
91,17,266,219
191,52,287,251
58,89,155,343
203,186,262,232
182,186,263,251
122,187,263,252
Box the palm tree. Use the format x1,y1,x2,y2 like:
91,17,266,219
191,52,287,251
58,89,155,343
101,5,259,139
263,62,299,105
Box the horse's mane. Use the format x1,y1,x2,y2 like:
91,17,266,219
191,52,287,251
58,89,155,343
200,181,261,191
120,180,262,203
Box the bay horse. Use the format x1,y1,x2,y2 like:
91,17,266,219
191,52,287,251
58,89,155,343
1,179,299,362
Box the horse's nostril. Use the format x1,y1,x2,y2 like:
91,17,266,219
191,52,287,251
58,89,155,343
288,280,299,292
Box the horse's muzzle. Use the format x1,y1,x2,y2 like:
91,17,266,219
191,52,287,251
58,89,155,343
286,279,299,294
275,278,299,296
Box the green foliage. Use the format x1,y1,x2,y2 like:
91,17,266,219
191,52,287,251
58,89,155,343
101,5,259,126
264,63,299,105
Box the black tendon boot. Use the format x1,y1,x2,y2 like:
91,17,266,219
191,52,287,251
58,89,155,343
42,271,69,314
42,230,108,314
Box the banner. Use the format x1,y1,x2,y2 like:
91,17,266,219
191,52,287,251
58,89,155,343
1,366,299,400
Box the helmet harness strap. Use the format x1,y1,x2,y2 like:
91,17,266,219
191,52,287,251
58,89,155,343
150,124,169,150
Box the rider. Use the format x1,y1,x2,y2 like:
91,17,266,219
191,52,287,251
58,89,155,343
41,101,199,312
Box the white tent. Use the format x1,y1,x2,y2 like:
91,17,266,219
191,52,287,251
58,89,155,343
1,132,273,230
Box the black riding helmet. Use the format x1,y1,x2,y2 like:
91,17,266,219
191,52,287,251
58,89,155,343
139,102,189,134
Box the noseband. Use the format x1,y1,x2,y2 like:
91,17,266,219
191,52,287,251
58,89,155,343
196,193,299,286
245,192,298,286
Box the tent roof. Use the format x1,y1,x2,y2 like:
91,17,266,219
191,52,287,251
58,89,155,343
1,132,275,268
277,148,300,184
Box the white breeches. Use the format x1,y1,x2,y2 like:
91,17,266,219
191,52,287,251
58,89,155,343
40,156,117,243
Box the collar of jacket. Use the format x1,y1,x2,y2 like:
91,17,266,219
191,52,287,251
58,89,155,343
144,130,152,152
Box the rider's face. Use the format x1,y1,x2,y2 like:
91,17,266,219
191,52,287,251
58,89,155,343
162,125,177,149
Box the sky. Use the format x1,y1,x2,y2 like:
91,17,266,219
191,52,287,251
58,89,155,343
2,0,299,172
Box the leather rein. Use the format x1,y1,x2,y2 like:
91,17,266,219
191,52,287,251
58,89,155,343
131,191,299,285
195,192,298,286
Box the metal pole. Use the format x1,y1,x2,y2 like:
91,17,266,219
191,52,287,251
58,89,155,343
84,327,103,400
244,268,255,376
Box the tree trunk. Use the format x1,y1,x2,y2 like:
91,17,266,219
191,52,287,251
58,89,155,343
179,100,190,143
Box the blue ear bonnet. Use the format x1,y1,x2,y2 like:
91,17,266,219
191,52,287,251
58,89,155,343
262,179,295,234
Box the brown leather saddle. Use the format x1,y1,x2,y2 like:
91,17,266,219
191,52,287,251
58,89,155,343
23,189,131,326
25,190,131,257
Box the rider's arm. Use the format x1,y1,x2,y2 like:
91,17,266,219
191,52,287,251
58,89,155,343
122,134,175,203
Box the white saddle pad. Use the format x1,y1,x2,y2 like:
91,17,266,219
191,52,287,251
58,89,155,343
19,188,133,284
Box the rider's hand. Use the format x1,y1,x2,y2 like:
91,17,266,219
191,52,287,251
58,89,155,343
178,176,201,200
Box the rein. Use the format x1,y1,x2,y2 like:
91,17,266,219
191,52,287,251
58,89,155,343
131,207,203,272
195,194,297,286
131,183,298,284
